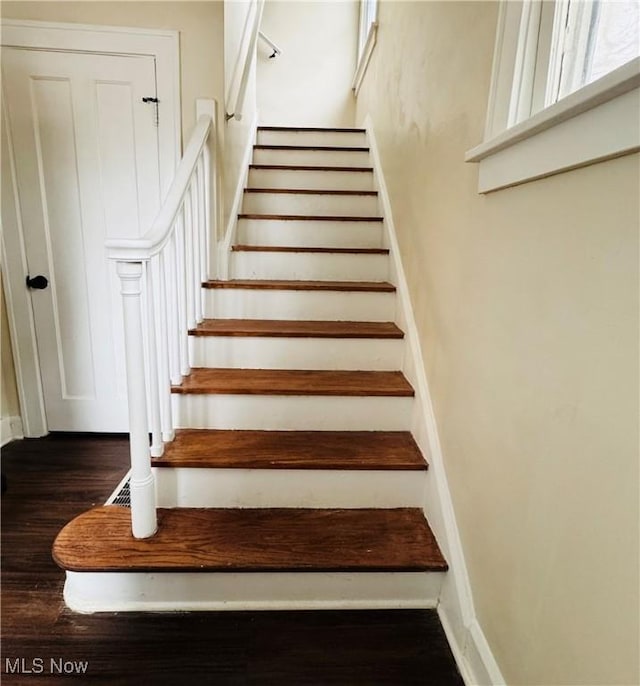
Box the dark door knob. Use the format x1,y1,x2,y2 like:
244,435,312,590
26,274,48,290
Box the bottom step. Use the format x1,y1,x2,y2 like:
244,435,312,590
54,507,446,572
53,506,447,612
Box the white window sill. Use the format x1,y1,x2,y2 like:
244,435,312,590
465,58,640,193
352,22,378,96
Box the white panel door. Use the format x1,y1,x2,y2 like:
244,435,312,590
2,48,161,431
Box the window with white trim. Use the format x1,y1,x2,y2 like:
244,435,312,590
547,0,639,105
358,0,378,61
352,0,379,95
466,0,640,193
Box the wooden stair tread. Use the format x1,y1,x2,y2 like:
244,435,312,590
249,164,374,172
254,145,369,152
153,430,427,470
231,245,389,254
258,126,366,133
244,188,378,196
189,319,403,339
238,213,383,222
53,507,447,573
171,369,415,397
202,279,396,292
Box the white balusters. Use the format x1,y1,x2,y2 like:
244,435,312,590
184,198,196,331
144,260,163,458
190,178,203,323
197,156,208,316
153,254,174,443
202,143,211,274
175,216,190,377
164,236,181,385
107,110,214,538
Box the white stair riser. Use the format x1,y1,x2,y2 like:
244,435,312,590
257,130,367,147
204,289,395,321
189,336,403,370
155,468,425,508
253,148,371,167
242,192,379,216
230,251,388,282
64,571,444,612
237,218,384,249
172,394,413,430
248,168,374,191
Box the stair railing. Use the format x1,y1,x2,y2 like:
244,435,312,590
226,0,265,121
105,107,213,539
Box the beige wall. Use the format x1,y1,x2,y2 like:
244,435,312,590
356,2,639,685
257,0,358,126
2,1,225,147
1,278,20,422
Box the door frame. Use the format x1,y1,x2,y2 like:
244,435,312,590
1,19,181,436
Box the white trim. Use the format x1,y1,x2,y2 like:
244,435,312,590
438,609,476,685
507,0,541,126
483,1,522,139
154,467,425,508
1,415,24,447
467,58,640,161
63,570,443,613
544,0,571,107
105,115,212,260
218,111,259,279
0,19,181,435
226,0,264,122
467,4,640,193
439,610,506,686
1,100,48,437
352,22,378,96
465,619,507,686
472,86,639,192
1,19,181,193
196,98,219,279
364,116,505,686
1,18,178,39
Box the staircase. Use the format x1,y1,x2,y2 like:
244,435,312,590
53,126,448,612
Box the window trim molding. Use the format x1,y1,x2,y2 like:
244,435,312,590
467,57,640,162
466,1,640,193
352,20,378,96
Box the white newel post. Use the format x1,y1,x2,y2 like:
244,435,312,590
107,109,212,539
116,260,157,539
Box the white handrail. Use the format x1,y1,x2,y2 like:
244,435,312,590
107,110,213,539
226,0,265,121
106,115,212,261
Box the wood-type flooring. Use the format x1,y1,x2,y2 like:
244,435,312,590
1,434,464,685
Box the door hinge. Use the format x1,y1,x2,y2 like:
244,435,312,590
142,97,159,127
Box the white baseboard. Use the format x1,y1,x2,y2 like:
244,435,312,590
439,609,506,686
465,618,507,685
217,110,259,279
1,414,23,447
364,115,505,686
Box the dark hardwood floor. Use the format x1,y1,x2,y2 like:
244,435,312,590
1,434,464,685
